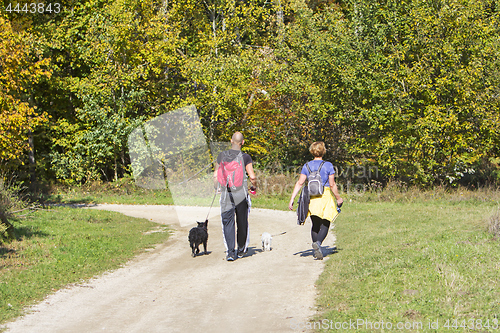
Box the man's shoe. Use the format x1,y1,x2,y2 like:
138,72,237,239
237,250,247,258
312,241,323,260
226,253,236,261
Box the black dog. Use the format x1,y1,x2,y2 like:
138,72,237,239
188,220,208,257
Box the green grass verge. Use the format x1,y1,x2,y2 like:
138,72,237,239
313,201,500,332
251,195,289,211
0,208,169,325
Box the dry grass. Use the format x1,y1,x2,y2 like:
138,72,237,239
255,170,295,197
488,209,500,238
349,182,500,204
254,171,500,205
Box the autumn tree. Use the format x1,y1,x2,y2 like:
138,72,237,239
0,16,50,172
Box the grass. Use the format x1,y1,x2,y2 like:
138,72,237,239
0,208,169,325
252,194,290,211
313,200,500,332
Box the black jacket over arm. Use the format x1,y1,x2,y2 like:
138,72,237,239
297,185,310,225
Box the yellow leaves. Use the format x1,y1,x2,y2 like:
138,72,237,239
0,17,50,163
0,99,48,161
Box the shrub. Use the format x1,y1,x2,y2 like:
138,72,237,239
0,178,26,242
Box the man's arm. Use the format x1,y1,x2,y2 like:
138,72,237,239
245,163,257,187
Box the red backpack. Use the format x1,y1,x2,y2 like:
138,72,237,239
217,151,245,190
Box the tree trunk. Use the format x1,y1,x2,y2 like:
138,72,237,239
28,130,37,195
114,156,118,181
277,0,284,42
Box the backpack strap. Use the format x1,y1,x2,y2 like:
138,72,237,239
237,151,245,172
318,161,326,185
306,161,325,174
305,162,312,174
317,161,325,172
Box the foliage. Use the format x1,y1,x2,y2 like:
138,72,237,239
2,0,500,187
378,0,500,185
41,0,186,183
280,0,500,185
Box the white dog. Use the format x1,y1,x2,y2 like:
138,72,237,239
261,232,272,251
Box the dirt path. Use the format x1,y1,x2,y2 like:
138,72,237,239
3,204,336,333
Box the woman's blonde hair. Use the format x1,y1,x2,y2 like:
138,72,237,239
309,141,326,157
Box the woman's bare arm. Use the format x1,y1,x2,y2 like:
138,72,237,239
289,173,307,210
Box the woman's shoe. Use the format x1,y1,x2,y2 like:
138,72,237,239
312,241,323,260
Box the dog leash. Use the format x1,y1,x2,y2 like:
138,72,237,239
205,190,218,221
270,225,301,237
331,206,342,224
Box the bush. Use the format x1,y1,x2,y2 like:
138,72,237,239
0,178,26,242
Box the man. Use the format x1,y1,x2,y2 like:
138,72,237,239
214,132,257,261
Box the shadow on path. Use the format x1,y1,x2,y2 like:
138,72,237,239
293,246,339,258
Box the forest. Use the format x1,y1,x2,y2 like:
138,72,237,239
2,0,500,188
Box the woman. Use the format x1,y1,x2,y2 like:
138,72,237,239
289,141,343,260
